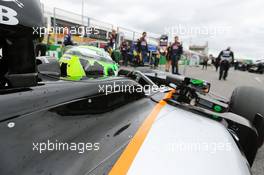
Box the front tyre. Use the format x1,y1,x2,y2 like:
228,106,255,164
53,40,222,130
229,86,264,122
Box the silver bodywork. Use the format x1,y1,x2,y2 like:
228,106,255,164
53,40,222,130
127,104,251,175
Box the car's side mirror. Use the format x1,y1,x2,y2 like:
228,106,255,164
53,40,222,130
166,75,211,94
189,78,211,94
37,57,61,80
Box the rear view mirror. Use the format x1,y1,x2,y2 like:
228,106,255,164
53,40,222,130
37,57,61,79
190,79,211,94
166,75,211,94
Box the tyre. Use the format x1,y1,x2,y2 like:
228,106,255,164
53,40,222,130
229,86,264,122
230,87,264,165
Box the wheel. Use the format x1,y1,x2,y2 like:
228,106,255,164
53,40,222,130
230,87,264,122
230,86,264,164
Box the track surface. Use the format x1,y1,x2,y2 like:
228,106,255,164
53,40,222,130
168,65,264,175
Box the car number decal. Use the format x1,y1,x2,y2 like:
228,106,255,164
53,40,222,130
0,5,19,25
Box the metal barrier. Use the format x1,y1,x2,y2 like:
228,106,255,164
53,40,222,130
43,4,159,45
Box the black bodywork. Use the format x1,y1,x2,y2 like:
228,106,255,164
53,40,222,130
0,77,158,175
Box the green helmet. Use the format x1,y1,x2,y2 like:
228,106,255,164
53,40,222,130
60,46,119,80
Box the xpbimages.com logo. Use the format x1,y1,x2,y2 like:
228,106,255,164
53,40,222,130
32,140,100,154
98,82,168,96
164,24,232,38
32,26,100,37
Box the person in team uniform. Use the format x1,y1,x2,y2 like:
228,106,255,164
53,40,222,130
217,47,234,80
109,30,117,50
63,29,73,46
120,40,129,66
170,36,183,75
202,56,209,70
137,32,149,65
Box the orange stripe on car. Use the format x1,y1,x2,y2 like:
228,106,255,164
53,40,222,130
108,91,174,175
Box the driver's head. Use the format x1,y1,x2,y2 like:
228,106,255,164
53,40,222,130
227,47,231,51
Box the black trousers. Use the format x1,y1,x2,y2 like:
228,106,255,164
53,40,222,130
215,65,219,72
121,51,128,66
171,55,180,74
154,57,160,67
219,61,230,80
202,61,208,69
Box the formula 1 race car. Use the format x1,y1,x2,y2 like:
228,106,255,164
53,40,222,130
248,60,264,74
1,65,264,175
1,1,264,175
235,61,248,71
